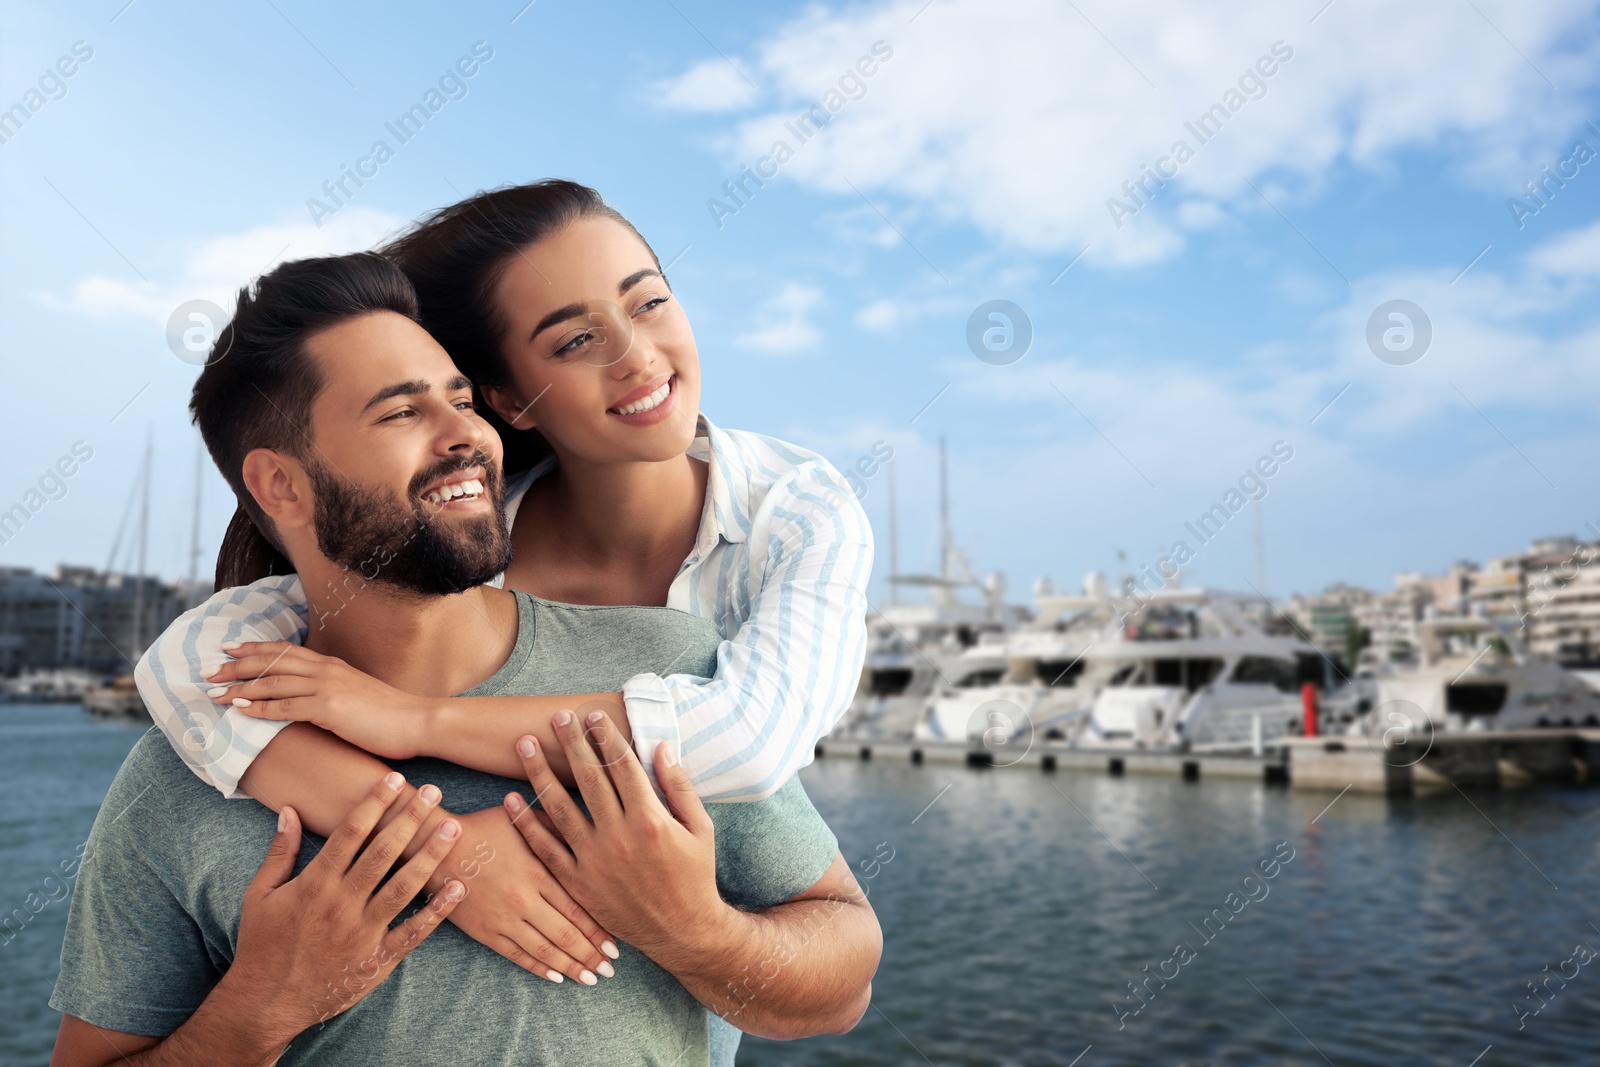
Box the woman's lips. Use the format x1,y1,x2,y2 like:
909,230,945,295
607,375,677,426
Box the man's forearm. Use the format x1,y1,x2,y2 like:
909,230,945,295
654,873,880,1039
74,975,293,1067
426,693,627,783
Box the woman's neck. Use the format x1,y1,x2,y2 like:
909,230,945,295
531,450,707,571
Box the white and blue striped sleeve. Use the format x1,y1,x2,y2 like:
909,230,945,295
622,461,873,802
133,575,311,799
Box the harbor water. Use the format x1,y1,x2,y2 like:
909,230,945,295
3,704,1597,1066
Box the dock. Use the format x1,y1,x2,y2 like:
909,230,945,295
816,730,1600,792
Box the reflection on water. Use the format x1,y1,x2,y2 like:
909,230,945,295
3,706,1596,1066
743,757,1600,1066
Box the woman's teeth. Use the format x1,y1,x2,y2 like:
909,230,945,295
423,479,483,505
612,380,671,416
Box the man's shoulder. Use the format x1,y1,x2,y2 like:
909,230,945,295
96,728,243,840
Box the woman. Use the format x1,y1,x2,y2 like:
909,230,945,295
136,181,873,995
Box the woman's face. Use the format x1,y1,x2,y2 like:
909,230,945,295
483,215,702,466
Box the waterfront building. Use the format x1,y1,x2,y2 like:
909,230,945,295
0,565,198,676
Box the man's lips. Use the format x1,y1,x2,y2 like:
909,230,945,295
419,468,487,506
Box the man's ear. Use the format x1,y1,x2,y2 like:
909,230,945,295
241,448,314,534
481,384,538,430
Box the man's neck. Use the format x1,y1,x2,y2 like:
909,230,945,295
296,561,519,698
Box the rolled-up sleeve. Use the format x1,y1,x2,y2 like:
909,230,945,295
133,576,311,799
624,462,873,802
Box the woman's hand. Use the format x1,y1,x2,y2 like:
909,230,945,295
439,806,621,986
202,642,430,760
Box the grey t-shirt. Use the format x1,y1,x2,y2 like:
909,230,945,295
50,592,838,1066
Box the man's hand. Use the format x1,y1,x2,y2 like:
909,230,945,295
223,773,464,1045
203,641,429,760
501,710,730,971
437,806,620,986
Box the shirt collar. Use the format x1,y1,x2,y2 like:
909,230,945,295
501,413,752,551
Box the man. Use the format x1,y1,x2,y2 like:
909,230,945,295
49,253,880,1065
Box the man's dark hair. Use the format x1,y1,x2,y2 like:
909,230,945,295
193,252,420,588
383,179,660,473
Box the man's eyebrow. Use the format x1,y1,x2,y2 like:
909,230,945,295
361,379,431,414
446,374,473,393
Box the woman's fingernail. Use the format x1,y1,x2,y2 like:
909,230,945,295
207,686,228,699
231,697,252,708
586,710,604,726
419,784,441,806
439,820,461,841
384,771,405,792
579,970,598,986
553,709,573,728
221,641,242,651
516,736,537,758
601,940,619,960
200,664,221,679
546,970,564,984
596,960,615,979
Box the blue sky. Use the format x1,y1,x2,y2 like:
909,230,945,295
3,0,1599,607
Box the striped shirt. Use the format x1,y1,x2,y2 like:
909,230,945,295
134,416,874,802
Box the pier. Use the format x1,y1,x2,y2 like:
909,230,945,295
817,730,1600,791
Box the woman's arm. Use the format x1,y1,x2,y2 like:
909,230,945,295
622,461,873,801
214,461,873,801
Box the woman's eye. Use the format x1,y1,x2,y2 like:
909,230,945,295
634,295,670,317
553,330,596,357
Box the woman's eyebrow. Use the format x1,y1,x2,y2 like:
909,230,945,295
618,268,662,294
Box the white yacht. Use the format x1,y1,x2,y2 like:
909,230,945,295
1353,615,1600,733
919,584,1337,752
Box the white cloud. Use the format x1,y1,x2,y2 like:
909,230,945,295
853,298,901,331
663,0,1600,265
37,207,407,325
735,282,826,355
652,58,760,111
1525,217,1600,278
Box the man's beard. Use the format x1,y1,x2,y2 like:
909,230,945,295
306,451,514,597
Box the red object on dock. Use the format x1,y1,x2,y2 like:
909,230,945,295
1302,683,1318,738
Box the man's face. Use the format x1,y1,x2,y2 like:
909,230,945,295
298,311,512,596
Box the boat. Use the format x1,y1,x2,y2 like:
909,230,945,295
82,675,150,721
918,584,1347,753
1350,615,1600,734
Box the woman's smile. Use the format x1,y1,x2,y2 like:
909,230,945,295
606,373,677,426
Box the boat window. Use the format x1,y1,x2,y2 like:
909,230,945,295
1231,656,1299,693
1154,658,1224,691
867,668,914,695
1036,659,1084,687
1107,664,1137,687
956,667,1005,688
1446,683,1508,717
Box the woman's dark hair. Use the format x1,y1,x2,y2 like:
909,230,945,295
382,179,659,473
192,252,421,588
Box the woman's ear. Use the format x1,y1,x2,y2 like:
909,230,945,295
241,448,314,536
482,383,538,430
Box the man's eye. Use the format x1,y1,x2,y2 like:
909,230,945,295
381,409,416,423
453,399,476,411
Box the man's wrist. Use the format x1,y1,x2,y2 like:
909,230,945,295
650,898,749,979
201,970,302,1063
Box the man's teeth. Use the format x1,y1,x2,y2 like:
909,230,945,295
423,479,484,505
613,380,671,416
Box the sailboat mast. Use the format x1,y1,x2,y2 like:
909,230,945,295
888,461,900,607
188,436,203,602
939,437,951,586
131,430,151,660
